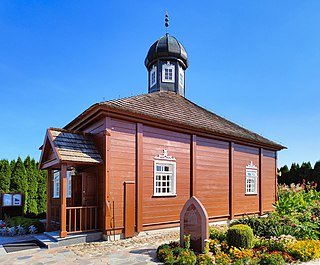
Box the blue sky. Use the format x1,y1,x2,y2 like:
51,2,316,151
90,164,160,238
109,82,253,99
0,1,319,168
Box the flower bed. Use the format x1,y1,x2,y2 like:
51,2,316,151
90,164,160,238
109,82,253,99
0,216,43,236
156,183,320,264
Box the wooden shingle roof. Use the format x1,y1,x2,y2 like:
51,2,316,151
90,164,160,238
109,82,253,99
42,128,103,164
97,92,284,150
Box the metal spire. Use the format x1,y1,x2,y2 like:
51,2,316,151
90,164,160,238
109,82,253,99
165,11,169,34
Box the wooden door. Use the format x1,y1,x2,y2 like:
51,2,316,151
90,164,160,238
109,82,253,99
72,174,82,206
82,172,97,206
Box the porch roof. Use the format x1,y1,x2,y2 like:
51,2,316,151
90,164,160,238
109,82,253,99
39,128,103,169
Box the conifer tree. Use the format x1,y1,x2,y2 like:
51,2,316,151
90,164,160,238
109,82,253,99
0,159,11,193
10,157,28,213
24,156,38,215
37,164,47,214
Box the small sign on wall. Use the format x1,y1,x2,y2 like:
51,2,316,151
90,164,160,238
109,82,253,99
1,193,23,207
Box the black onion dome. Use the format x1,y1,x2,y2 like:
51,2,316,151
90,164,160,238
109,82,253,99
145,34,188,70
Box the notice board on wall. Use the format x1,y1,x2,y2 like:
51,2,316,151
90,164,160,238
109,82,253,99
2,193,22,207
0,193,24,219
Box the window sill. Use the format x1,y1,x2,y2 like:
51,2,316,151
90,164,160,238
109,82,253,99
152,194,177,198
245,193,258,196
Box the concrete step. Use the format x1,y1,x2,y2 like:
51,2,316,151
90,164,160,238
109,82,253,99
37,231,103,247
32,233,59,249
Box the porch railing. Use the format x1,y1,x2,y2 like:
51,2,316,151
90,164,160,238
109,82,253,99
66,206,99,234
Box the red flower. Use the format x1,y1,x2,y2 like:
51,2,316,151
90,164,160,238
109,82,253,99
292,224,297,228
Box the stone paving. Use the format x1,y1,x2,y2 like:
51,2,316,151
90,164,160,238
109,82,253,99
0,231,320,265
0,245,163,265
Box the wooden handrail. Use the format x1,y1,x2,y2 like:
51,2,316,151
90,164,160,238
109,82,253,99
66,206,99,234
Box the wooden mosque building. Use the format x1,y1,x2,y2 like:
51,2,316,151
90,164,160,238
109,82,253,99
39,21,285,239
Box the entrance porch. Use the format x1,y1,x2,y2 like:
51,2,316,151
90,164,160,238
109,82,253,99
39,128,103,238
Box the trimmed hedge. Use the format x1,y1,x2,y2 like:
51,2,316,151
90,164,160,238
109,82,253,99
227,224,254,249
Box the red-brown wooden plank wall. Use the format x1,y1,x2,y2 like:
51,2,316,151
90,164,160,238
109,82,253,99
233,144,260,216
142,126,190,228
262,149,277,212
195,137,230,218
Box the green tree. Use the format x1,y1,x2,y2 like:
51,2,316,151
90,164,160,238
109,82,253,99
0,159,11,193
300,162,312,183
37,165,47,214
10,157,28,213
24,156,38,215
312,161,320,187
278,165,289,185
289,163,300,184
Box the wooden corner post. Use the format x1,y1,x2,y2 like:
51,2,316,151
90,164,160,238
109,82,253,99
104,117,112,233
60,164,67,238
191,135,197,197
46,169,52,232
136,123,143,232
229,142,234,220
259,148,264,215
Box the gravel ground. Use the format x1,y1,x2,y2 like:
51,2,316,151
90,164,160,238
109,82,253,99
66,230,180,256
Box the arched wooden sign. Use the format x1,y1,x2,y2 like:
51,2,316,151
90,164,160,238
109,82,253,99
180,196,208,253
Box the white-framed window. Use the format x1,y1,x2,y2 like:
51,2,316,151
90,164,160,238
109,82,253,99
53,170,60,198
67,171,72,198
162,62,175,83
52,170,72,198
179,65,184,88
150,65,157,87
154,161,176,196
246,161,258,194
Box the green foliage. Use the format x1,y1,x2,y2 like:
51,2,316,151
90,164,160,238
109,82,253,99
10,157,28,213
278,160,320,188
184,234,191,249
195,253,214,265
37,167,47,214
231,215,281,237
259,253,285,265
24,156,38,215
209,225,227,242
4,215,44,233
0,157,46,215
227,224,254,249
270,225,300,238
156,242,197,265
275,184,320,240
0,159,11,193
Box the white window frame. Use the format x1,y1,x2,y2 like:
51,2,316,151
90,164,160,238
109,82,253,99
67,171,72,198
245,161,258,194
150,65,157,87
52,170,72,198
178,65,184,88
162,62,175,83
53,170,60,198
153,160,176,196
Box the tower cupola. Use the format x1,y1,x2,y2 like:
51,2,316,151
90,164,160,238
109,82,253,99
145,13,188,97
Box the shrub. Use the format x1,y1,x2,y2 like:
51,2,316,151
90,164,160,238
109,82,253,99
231,214,282,237
156,244,172,262
286,240,320,261
227,224,254,249
4,216,44,233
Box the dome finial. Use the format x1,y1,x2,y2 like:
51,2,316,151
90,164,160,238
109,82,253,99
165,11,169,34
